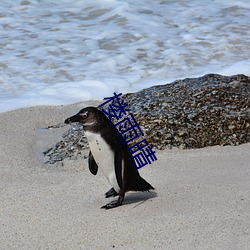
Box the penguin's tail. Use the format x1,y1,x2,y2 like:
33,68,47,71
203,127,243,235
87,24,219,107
132,176,154,192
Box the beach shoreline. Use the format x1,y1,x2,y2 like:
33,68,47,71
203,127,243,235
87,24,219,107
0,103,249,249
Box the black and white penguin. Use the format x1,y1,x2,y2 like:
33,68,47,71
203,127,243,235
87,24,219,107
65,107,154,209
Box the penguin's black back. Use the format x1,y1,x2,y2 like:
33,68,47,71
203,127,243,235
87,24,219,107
95,115,154,192
66,106,154,192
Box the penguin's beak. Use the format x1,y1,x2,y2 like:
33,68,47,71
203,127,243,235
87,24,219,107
64,114,81,124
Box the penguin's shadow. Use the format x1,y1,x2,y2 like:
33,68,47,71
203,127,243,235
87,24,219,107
122,191,157,208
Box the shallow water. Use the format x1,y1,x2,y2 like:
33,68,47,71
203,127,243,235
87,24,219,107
0,0,250,112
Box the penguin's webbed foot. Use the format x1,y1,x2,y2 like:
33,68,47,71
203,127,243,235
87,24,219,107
101,196,124,209
105,187,118,198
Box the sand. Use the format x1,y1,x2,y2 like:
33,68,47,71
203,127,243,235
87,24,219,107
0,102,249,250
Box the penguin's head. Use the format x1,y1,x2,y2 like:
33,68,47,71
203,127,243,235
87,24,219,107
65,107,109,129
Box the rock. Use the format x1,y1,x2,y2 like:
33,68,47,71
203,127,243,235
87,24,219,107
43,74,250,163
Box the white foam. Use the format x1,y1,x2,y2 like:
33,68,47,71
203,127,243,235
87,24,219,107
0,0,249,112
218,60,250,76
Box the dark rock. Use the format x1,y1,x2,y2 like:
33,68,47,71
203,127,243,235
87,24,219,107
43,74,250,163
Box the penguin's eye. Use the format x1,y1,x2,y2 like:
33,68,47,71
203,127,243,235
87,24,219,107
79,112,88,119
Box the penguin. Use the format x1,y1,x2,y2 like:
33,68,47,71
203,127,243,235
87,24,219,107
64,107,154,209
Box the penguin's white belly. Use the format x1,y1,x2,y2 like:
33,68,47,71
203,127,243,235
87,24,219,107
85,131,120,193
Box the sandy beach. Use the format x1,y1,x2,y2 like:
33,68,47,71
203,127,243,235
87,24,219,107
0,102,249,249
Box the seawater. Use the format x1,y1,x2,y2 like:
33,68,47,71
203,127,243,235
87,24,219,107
0,0,249,112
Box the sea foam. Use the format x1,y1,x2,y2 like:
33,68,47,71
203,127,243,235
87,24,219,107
0,0,249,112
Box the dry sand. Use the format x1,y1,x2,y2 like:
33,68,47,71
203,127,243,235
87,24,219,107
0,102,249,250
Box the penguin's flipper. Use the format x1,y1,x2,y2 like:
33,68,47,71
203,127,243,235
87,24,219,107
105,187,118,198
88,151,98,175
101,196,124,209
114,143,124,190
